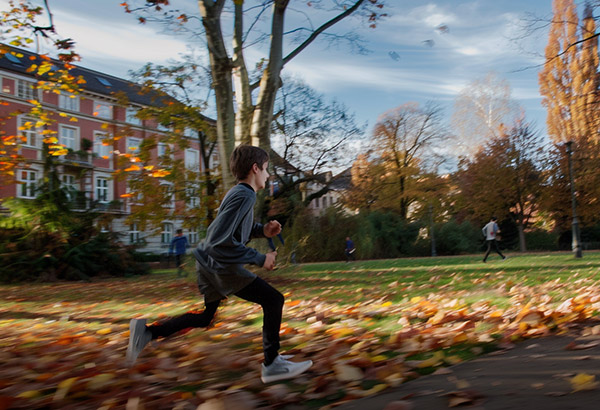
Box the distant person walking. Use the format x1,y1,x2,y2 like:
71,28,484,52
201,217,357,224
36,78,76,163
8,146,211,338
170,229,188,277
482,217,505,263
345,237,356,262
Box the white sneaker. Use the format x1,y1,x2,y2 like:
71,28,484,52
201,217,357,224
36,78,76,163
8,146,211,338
261,355,313,383
126,318,152,364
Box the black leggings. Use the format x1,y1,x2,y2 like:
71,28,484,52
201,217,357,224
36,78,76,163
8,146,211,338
483,239,504,261
147,276,284,365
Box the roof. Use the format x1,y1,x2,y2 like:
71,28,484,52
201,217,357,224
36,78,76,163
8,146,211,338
0,45,171,107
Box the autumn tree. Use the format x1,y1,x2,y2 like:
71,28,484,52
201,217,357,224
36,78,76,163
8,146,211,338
451,72,519,159
116,60,221,231
539,0,599,145
0,0,82,188
122,0,386,189
349,102,449,220
455,118,545,252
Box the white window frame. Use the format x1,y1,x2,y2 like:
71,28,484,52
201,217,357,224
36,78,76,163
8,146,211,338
157,142,168,158
126,137,141,155
93,101,112,119
93,131,112,158
59,93,79,112
95,176,111,203
59,124,79,151
16,79,35,100
17,115,39,148
129,223,141,244
126,107,141,125
185,148,200,171
188,227,199,244
161,223,173,244
160,182,175,208
61,174,77,196
17,169,37,198
186,186,200,209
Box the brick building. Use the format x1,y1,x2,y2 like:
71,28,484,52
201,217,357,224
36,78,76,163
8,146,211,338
0,47,216,253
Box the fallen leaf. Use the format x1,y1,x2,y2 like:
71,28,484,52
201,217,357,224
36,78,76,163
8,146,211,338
570,373,599,392
564,341,599,350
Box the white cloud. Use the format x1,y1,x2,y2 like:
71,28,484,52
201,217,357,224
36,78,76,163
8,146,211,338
50,7,189,77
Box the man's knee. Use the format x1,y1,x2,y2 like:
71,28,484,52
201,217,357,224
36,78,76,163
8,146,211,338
270,290,284,310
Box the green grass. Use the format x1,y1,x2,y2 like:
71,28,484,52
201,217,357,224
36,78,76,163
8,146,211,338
268,251,600,308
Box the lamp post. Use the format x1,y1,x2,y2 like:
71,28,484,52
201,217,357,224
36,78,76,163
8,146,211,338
565,141,582,258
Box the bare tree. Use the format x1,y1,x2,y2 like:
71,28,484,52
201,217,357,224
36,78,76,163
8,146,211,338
451,72,519,159
123,0,387,189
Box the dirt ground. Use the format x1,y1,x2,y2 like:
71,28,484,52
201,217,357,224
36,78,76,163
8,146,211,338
333,324,600,410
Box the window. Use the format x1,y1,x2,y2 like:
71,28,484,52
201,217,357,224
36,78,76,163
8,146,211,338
59,125,78,151
161,223,173,244
160,183,175,208
93,101,112,119
127,137,141,154
314,198,319,208
96,77,112,87
186,187,200,209
185,148,200,171
16,79,35,100
59,93,79,112
210,152,220,169
96,177,109,203
62,174,76,189
99,222,111,233
157,142,168,157
93,131,112,158
18,116,38,148
322,197,327,208
129,224,141,244
17,169,37,198
126,107,141,125
188,227,199,244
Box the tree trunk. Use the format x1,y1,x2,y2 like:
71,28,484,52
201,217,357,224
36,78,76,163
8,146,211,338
250,0,289,151
232,1,253,146
199,0,235,189
518,222,527,252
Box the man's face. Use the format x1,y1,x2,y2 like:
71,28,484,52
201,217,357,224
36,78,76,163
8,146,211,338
256,161,270,190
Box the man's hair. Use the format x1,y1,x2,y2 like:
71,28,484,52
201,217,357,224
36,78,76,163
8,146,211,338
230,144,269,181
176,229,183,234
491,216,497,221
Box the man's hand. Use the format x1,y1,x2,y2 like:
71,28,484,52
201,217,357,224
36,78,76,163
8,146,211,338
263,251,277,271
263,220,282,238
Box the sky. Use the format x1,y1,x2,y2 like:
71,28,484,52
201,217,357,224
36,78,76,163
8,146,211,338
3,0,557,142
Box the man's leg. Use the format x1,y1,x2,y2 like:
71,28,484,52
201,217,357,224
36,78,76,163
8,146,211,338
483,240,492,262
493,240,505,259
148,299,220,339
234,277,283,366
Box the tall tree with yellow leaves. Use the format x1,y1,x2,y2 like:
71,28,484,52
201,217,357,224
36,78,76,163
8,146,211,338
539,0,599,144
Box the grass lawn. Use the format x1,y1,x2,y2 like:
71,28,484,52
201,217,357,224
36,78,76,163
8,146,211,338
1,251,599,409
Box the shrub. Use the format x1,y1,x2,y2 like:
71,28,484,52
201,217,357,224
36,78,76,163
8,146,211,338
524,230,559,251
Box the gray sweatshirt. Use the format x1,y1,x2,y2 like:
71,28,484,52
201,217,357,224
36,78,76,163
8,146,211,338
192,183,266,302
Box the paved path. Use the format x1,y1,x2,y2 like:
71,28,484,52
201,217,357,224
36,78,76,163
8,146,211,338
335,329,600,410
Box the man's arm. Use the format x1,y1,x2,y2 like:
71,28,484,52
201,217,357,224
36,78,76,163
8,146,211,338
204,194,266,267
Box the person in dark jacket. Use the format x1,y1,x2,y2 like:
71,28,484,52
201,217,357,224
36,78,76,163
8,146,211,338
345,237,356,262
127,145,312,383
169,229,188,277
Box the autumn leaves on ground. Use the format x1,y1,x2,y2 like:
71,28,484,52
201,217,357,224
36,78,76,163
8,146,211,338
1,252,600,409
